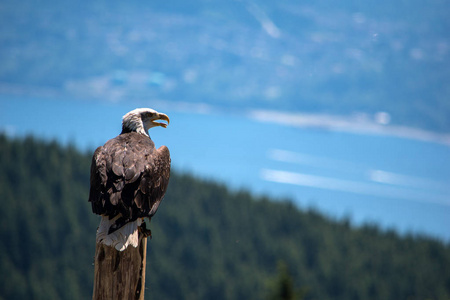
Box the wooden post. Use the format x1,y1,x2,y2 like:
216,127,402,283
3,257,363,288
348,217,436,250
92,234,148,300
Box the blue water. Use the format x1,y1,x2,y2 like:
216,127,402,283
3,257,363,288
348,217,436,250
1,96,449,241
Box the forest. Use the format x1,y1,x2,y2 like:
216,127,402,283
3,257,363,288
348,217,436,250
1,133,449,300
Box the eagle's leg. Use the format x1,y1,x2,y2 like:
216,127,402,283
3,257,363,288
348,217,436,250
139,221,152,239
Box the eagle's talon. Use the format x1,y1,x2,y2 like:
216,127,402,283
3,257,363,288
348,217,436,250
139,222,152,239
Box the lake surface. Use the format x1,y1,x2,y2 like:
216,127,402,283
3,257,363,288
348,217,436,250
1,96,449,241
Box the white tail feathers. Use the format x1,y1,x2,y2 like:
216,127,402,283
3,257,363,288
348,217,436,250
96,215,142,251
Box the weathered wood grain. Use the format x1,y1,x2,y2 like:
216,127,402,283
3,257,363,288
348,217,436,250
92,235,147,300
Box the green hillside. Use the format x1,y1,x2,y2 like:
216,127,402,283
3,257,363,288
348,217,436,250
1,134,449,300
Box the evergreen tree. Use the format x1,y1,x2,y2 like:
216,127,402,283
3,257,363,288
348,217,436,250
266,261,306,300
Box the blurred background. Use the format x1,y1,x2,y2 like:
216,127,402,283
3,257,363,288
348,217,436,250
1,0,450,299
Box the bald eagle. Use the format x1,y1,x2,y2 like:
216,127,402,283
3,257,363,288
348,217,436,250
89,108,171,250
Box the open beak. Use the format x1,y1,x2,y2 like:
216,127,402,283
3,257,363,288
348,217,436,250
152,113,170,128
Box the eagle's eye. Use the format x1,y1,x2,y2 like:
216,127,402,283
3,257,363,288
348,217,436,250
143,112,154,119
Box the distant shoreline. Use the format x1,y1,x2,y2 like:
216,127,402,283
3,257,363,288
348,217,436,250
1,90,449,147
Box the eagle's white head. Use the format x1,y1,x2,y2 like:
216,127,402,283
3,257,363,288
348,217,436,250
121,108,170,136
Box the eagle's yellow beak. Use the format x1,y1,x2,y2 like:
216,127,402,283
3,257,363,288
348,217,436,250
152,113,170,128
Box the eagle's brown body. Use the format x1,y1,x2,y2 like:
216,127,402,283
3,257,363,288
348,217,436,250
88,110,170,236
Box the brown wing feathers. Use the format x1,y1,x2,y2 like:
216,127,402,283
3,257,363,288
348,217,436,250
88,132,170,233
147,146,170,216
